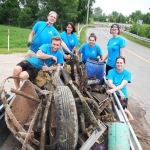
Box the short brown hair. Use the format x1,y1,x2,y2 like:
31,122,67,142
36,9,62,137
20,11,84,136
51,36,61,44
116,56,125,63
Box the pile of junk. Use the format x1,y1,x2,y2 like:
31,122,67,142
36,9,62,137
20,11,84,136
0,56,142,150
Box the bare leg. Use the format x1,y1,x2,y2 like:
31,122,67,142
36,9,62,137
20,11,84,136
124,108,134,121
13,66,23,89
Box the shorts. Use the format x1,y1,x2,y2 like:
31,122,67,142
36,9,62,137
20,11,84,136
17,60,40,81
24,50,35,60
117,96,128,109
106,64,114,76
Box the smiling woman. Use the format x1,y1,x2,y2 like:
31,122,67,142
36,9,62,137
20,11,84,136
78,33,103,64
106,56,134,121
102,23,126,75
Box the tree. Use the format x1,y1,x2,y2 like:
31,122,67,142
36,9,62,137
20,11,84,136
18,7,34,28
142,13,150,24
116,13,126,23
77,0,95,24
93,7,103,21
2,0,20,26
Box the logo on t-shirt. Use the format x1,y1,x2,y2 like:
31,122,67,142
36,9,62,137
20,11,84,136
113,42,117,45
48,31,53,34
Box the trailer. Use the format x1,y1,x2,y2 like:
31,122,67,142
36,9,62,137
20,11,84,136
0,56,142,150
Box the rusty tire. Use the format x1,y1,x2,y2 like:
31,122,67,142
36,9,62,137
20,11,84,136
54,86,78,150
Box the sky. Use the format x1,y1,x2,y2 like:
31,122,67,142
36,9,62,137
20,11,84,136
93,0,150,16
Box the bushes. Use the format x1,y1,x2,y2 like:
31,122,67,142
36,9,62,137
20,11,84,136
129,23,150,38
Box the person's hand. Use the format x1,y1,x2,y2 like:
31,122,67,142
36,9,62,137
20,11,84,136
27,42,32,47
106,89,114,95
51,56,57,63
42,65,49,71
119,91,125,100
69,51,75,56
64,54,71,60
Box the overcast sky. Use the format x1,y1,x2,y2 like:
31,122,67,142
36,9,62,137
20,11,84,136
93,0,150,16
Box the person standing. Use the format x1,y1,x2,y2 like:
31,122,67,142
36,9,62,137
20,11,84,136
78,33,103,64
102,24,126,75
14,36,64,89
25,11,72,59
106,56,134,121
60,22,79,60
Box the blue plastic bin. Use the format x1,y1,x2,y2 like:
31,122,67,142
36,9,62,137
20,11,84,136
85,58,105,83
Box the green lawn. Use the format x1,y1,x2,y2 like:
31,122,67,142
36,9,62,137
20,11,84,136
0,25,30,53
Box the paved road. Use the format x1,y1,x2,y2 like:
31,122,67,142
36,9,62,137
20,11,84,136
87,27,150,125
0,53,24,93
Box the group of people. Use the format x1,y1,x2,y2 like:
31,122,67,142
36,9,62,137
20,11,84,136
13,11,134,120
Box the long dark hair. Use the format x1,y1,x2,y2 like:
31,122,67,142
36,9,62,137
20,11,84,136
65,22,76,33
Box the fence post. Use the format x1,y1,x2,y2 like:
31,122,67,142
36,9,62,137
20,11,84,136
8,29,10,51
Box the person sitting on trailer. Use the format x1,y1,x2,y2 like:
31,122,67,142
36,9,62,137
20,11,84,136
106,56,134,121
13,36,64,89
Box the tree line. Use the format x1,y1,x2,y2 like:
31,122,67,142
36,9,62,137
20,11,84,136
1,0,150,35
0,0,95,31
93,7,150,24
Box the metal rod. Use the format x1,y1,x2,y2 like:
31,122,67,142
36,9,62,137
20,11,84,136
113,92,143,150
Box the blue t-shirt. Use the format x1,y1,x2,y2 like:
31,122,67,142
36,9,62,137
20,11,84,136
107,36,126,67
106,68,131,98
28,44,64,70
60,31,79,53
79,43,103,64
30,21,60,52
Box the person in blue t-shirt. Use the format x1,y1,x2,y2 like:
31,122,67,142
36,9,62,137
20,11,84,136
106,56,134,120
102,24,126,75
60,22,79,60
13,36,64,89
25,11,72,59
78,33,103,64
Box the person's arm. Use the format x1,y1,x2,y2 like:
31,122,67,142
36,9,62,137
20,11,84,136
36,50,57,62
61,40,71,53
106,79,128,99
102,53,108,62
72,46,77,53
42,65,57,71
107,80,128,92
120,47,126,57
99,55,103,61
77,51,81,62
28,30,35,43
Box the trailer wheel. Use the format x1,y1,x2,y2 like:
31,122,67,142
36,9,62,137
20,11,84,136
54,86,78,150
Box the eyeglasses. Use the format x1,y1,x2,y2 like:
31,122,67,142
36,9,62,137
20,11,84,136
111,28,118,31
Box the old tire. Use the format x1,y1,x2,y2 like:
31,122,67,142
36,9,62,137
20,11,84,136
54,86,78,150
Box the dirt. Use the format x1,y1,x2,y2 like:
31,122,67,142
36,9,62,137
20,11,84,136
128,97,150,150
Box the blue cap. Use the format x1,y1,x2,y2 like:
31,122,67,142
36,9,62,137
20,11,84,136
111,24,120,29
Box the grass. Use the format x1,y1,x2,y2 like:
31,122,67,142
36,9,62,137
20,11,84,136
78,26,95,48
121,32,150,48
0,25,30,54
